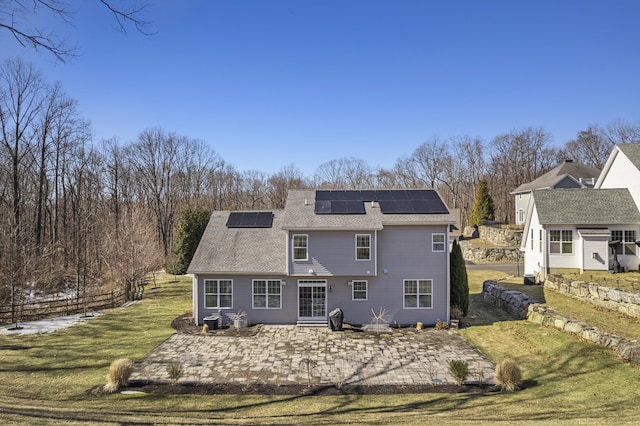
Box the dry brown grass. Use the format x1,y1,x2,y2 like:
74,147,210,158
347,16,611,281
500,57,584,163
103,358,133,393
494,358,522,392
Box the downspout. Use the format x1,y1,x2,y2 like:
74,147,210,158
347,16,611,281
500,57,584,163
192,274,199,325
374,229,378,276
446,225,451,322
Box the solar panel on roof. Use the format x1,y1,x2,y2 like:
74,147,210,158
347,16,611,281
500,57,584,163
226,212,274,228
313,189,449,215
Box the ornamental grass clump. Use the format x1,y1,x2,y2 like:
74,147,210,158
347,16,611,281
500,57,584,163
167,361,184,385
104,358,133,393
495,357,522,392
448,360,469,386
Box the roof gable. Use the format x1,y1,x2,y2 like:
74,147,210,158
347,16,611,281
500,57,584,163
618,143,640,171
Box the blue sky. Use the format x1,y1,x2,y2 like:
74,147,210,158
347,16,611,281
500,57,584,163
3,0,640,175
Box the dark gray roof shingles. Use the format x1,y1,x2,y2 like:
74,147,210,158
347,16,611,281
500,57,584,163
533,188,640,225
618,143,640,171
187,210,287,275
512,161,601,194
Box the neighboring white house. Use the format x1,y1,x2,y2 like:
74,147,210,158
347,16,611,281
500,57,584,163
511,160,600,226
595,143,640,208
521,143,640,280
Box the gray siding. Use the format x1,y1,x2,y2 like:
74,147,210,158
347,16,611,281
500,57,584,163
195,225,450,326
193,274,297,325
289,231,377,277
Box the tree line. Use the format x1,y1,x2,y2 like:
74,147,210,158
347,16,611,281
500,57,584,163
1,57,639,310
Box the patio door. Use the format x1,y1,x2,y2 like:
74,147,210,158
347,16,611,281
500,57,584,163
298,280,327,321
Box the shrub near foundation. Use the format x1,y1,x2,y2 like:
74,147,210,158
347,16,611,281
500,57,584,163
448,360,469,386
104,358,133,393
495,358,522,392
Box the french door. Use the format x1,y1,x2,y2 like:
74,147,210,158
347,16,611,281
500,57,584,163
298,280,327,321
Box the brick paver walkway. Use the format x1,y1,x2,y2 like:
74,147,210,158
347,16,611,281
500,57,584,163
131,326,495,386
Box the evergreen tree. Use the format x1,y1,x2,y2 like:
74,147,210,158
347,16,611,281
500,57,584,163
166,205,211,275
450,240,469,316
469,179,495,227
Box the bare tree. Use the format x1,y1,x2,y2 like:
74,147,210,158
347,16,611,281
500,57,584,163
240,170,268,209
314,157,373,189
0,0,151,62
267,164,308,209
604,119,640,145
488,127,554,223
128,128,183,258
560,124,612,169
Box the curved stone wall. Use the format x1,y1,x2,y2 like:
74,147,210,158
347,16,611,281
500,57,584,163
480,280,640,365
481,280,539,319
544,274,640,318
527,304,640,365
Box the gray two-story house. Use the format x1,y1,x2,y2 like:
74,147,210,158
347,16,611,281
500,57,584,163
188,189,456,327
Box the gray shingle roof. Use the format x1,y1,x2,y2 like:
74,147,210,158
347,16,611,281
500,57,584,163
618,143,640,171
512,160,601,194
187,210,287,275
282,189,456,230
533,188,640,225
189,189,456,275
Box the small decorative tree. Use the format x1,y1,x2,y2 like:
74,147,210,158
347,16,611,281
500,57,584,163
448,360,469,386
166,205,211,275
469,179,495,227
450,240,469,316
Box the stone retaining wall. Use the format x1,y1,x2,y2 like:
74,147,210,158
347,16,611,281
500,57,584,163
480,280,640,365
527,304,640,365
462,245,521,264
544,274,640,318
479,225,523,247
481,280,539,319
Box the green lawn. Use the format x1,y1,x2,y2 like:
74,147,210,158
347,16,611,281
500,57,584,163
0,271,639,424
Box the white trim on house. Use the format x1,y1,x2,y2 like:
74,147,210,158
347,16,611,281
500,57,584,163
351,280,368,301
297,280,328,321
432,233,445,252
292,234,308,261
355,234,371,261
403,279,433,309
252,279,283,309
204,279,233,309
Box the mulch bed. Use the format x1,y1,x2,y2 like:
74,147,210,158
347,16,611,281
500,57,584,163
119,381,502,396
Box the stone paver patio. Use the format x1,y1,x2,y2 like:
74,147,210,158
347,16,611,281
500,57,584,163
131,326,495,386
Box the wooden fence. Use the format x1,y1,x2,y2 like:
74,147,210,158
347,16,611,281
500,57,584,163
0,279,147,325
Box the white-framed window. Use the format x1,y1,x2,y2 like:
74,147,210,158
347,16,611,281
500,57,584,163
403,279,433,309
518,209,525,223
352,280,368,300
611,230,637,255
530,229,534,250
550,230,573,254
204,279,233,308
432,233,445,252
293,234,308,261
252,279,282,309
356,234,371,260
539,229,543,253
